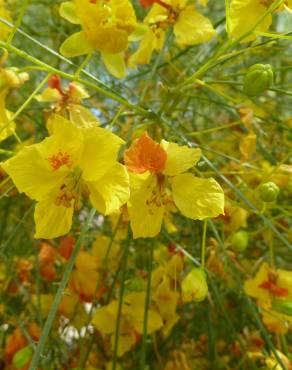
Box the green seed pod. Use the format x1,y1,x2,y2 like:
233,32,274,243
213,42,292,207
231,230,249,252
259,181,280,202
272,299,292,316
243,64,273,96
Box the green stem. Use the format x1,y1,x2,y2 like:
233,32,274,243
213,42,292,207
6,0,30,45
140,240,154,370
201,219,207,269
112,232,130,370
28,208,96,370
0,41,147,115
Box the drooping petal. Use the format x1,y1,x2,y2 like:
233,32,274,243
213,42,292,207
161,140,201,176
87,163,129,215
1,145,65,201
80,127,124,182
128,27,165,67
172,173,224,220
173,5,215,46
229,0,272,42
101,52,126,79
124,133,167,174
60,31,93,57
128,172,165,238
34,198,74,239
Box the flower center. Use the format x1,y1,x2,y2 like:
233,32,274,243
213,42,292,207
146,173,172,213
48,151,72,171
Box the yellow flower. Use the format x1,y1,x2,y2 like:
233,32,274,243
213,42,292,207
129,0,215,66
92,292,163,356
244,263,292,333
59,0,137,78
1,115,129,239
35,75,99,129
228,0,291,42
0,0,11,41
124,133,224,238
244,262,292,302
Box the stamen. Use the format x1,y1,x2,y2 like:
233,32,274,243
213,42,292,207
48,151,72,171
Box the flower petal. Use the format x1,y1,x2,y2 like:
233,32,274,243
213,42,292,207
37,114,83,167
128,172,165,238
87,163,129,215
60,31,93,57
101,52,126,79
80,127,124,182
34,198,74,239
1,146,65,201
92,303,117,334
124,133,167,174
161,140,201,176
229,0,272,42
174,6,215,46
128,28,165,67
172,173,224,220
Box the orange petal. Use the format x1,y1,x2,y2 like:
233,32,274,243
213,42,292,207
124,133,167,174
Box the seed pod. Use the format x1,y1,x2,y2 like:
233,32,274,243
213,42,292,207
243,64,273,96
231,230,249,252
259,181,280,202
272,299,292,316
182,268,208,302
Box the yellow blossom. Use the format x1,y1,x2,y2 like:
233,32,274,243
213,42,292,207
124,133,224,238
35,75,99,129
129,0,215,66
244,263,292,333
59,0,137,78
1,115,129,239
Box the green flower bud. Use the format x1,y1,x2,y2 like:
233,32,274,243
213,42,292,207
243,64,273,96
272,299,292,316
259,181,280,202
231,230,249,252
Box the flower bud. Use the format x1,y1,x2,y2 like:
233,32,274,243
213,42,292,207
272,299,292,316
231,230,249,252
182,268,208,302
259,181,280,202
243,64,273,96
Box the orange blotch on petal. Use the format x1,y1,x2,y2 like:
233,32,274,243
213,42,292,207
259,281,289,297
124,133,167,174
48,151,72,171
